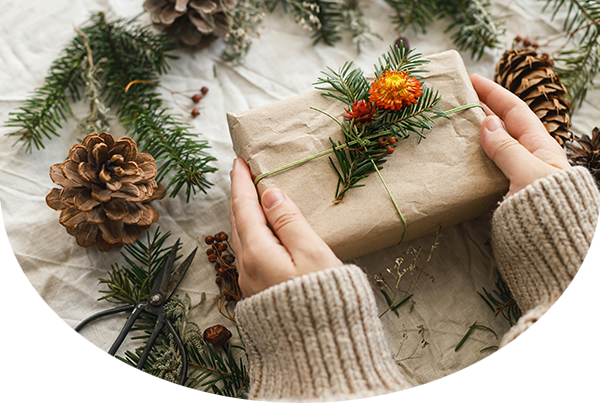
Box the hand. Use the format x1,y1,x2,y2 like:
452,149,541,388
229,158,343,297
470,74,571,197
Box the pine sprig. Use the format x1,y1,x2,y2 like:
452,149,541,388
315,45,446,202
5,27,90,151
99,229,250,396
93,13,217,201
478,271,522,326
98,227,178,305
385,0,505,60
5,12,217,201
438,0,505,60
543,0,600,108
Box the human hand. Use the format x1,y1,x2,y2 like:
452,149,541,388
470,74,571,197
229,158,343,297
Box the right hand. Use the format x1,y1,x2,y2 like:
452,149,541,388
470,74,571,197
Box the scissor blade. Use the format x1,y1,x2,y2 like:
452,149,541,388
152,238,180,296
166,246,197,299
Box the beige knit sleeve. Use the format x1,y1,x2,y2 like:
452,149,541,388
235,264,413,401
491,167,599,347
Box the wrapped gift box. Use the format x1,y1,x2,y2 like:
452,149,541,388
228,50,509,261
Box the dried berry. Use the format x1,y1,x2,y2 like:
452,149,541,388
523,38,531,47
208,254,217,263
215,277,222,284
191,108,199,118
217,266,228,277
515,35,522,42
394,36,410,53
223,254,235,264
388,136,397,145
218,243,227,251
219,232,228,241
201,86,209,95
214,233,222,242
386,145,395,154
192,94,201,103
377,137,385,144
204,235,214,245
203,324,231,348
206,248,214,256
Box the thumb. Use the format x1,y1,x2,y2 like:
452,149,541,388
261,187,331,257
480,115,559,196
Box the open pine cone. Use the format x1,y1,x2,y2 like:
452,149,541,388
446,363,502,403
46,132,164,251
495,38,573,146
144,0,237,48
567,127,600,183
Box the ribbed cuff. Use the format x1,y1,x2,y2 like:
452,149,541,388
491,167,599,313
236,264,412,401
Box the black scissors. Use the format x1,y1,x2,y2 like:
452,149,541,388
75,239,197,385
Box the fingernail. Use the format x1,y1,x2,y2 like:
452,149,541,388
262,188,285,209
485,116,504,132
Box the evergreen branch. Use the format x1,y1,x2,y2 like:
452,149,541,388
543,0,600,108
311,0,344,46
314,62,370,105
477,270,522,326
98,227,177,305
374,44,430,78
93,13,217,201
4,22,93,152
438,0,505,60
384,0,438,34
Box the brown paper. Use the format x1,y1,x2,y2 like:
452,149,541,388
228,50,509,261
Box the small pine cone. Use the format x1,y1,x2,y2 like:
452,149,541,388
494,46,573,146
144,0,238,48
203,324,232,348
45,132,164,251
566,127,600,183
445,363,502,403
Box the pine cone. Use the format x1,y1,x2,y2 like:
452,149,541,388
567,127,600,183
495,39,573,146
144,0,237,48
445,363,502,403
46,132,164,251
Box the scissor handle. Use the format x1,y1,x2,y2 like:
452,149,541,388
58,304,138,400
58,303,187,403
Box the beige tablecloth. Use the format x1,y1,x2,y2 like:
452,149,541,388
1,0,598,390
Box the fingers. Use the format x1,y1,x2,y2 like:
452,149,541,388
481,115,561,196
471,74,570,169
261,187,340,267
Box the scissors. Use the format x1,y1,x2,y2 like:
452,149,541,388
75,239,197,385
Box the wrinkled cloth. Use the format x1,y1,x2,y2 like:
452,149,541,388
1,0,599,392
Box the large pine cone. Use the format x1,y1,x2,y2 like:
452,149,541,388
446,363,502,403
46,132,164,251
567,127,600,184
495,39,573,146
144,0,237,48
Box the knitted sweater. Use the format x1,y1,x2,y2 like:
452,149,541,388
236,167,600,401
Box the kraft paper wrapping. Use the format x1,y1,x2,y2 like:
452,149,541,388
228,50,509,261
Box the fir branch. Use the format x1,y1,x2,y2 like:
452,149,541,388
92,13,217,201
438,0,505,60
384,0,438,34
311,0,344,46
98,227,178,305
339,0,381,52
543,0,600,108
4,22,92,152
385,0,504,60
478,270,522,326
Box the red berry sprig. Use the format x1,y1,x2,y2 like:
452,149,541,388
205,231,241,321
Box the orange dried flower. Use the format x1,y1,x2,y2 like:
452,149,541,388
343,99,377,124
369,70,423,111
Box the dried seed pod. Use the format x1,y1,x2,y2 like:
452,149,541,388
206,248,214,256
203,324,232,348
191,108,199,118
208,253,217,263
386,145,395,154
218,243,227,251
388,136,397,145
219,232,228,241
201,86,209,95
192,94,201,103
205,235,214,245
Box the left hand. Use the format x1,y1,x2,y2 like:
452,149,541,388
229,158,342,298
